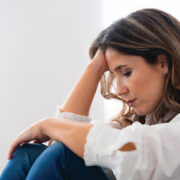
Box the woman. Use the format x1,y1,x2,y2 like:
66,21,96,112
1,8,180,180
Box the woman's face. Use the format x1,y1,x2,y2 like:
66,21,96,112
105,48,168,116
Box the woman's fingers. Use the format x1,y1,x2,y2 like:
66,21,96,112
92,49,109,72
8,141,16,159
7,128,33,159
7,119,49,159
8,139,24,159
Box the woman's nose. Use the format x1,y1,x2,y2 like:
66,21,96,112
116,81,128,96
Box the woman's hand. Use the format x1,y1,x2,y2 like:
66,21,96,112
8,118,50,160
91,49,109,73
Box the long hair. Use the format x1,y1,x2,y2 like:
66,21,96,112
89,8,180,128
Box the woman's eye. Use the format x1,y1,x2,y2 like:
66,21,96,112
123,71,131,77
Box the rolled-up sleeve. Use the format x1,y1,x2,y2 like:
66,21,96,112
84,115,180,180
54,106,91,122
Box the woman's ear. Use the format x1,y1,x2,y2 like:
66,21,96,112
157,54,168,75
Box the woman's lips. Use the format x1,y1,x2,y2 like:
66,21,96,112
127,99,137,107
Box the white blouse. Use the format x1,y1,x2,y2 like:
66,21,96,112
55,109,180,180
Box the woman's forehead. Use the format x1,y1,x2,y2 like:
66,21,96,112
105,49,145,72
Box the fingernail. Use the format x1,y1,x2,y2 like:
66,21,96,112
33,140,40,143
33,140,42,144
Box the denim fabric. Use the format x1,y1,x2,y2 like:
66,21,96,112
1,142,109,180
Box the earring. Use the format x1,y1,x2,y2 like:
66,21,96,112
161,61,165,67
164,70,168,77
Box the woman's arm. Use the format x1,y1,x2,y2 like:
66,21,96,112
43,118,93,158
8,116,136,160
61,49,108,116
48,50,108,146
8,118,92,159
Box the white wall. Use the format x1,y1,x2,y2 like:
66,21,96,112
0,0,104,172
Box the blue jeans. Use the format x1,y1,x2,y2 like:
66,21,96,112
1,142,109,180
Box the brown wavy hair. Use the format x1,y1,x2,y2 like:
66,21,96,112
89,8,180,128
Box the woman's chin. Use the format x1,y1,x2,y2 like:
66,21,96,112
134,109,148,116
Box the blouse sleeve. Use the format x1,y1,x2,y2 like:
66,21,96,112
54,106,91,122
84,114,180,180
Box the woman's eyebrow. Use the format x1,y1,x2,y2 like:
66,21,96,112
109,65,127,73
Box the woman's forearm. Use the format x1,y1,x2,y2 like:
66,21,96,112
43,118,93,158
61,61,105,116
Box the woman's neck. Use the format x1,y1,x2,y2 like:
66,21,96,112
145,110,178,125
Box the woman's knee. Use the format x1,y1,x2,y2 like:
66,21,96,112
49,142,70,153
24,142,72,179
43,142,72,162
13,143,47,159
1,143,47,179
